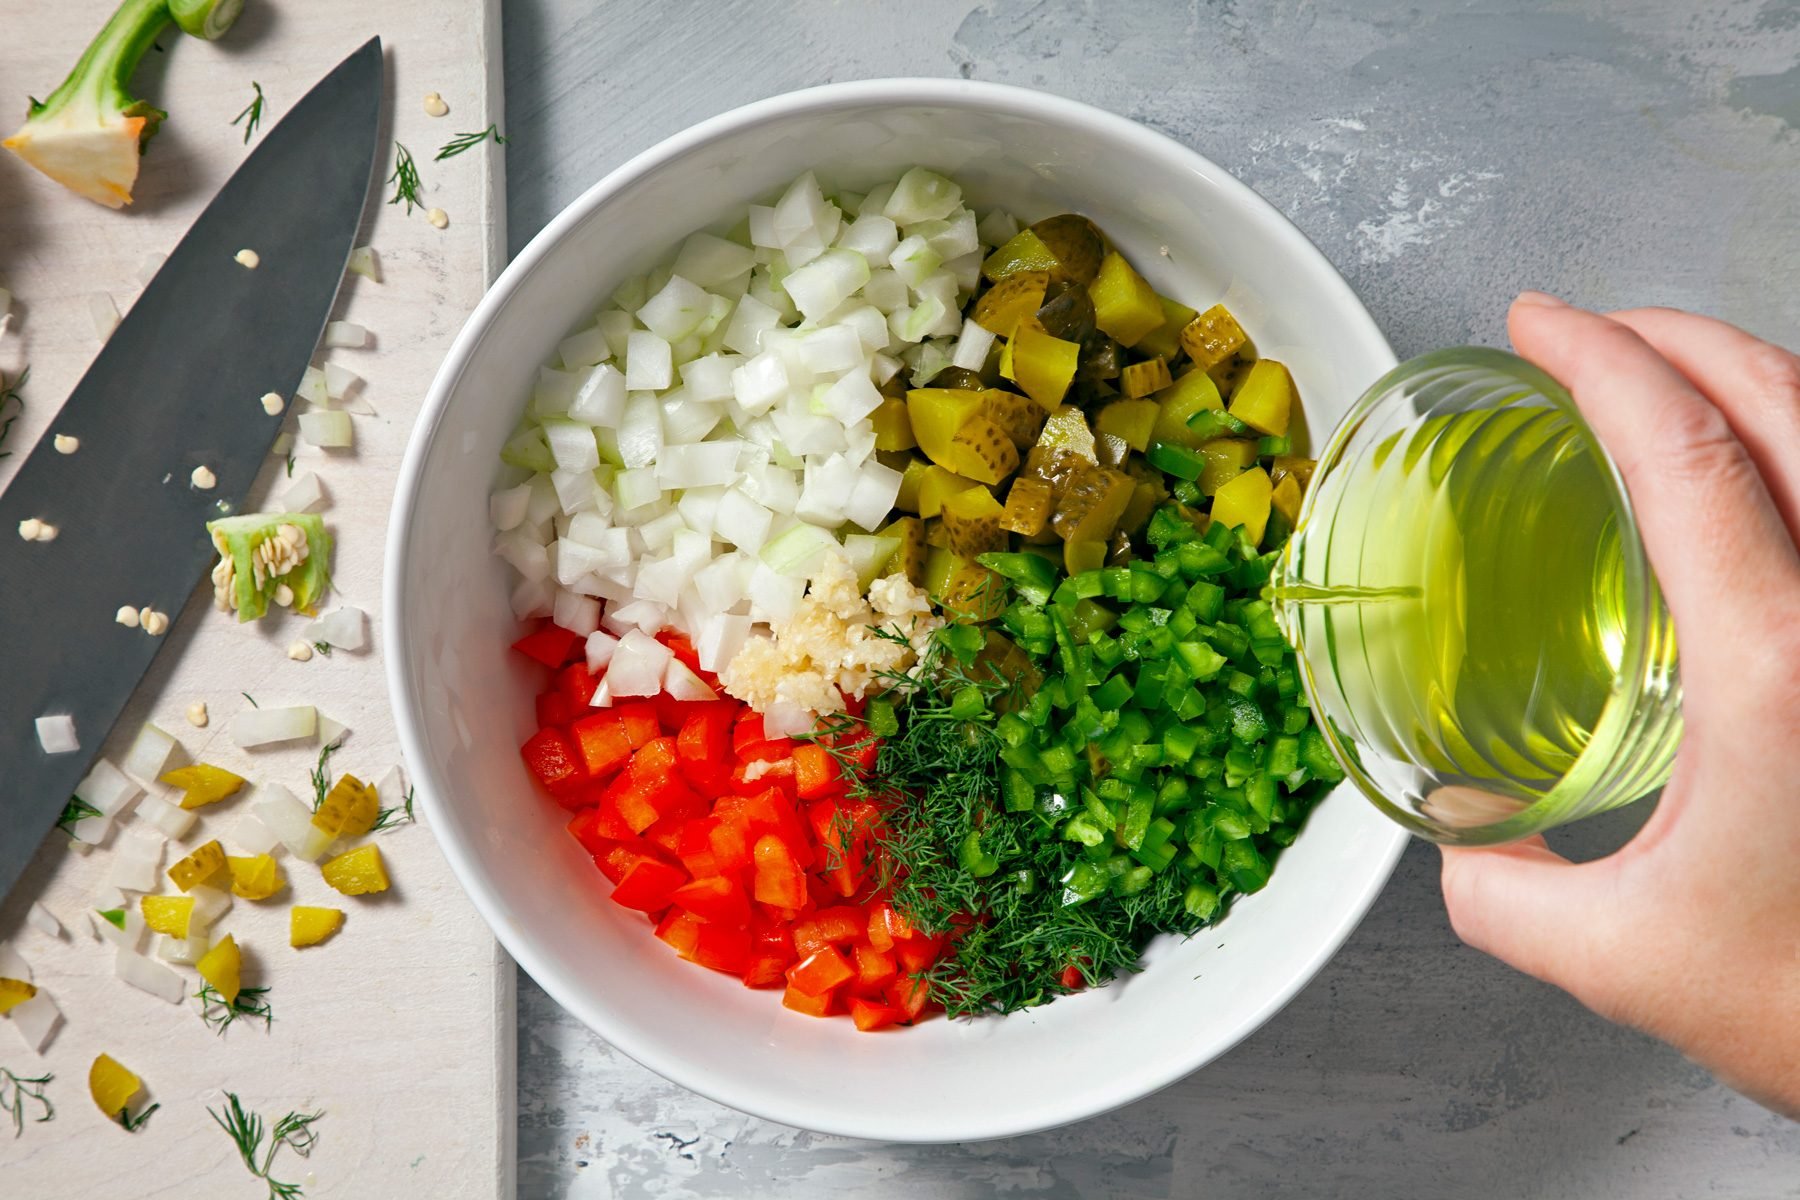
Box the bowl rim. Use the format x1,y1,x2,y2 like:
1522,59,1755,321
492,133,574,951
386,75,1409,1143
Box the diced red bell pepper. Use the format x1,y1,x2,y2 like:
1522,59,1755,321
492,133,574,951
1059,964,1086,990
513,623,582,668
717,788,813,868
848,996,902,1032
566,809,618,857
672,875,752,927
852,942,898,993
742,956,789,989
831,734,881,778
787,946,855,996
738,738,796,765
655,909,704,960
570,711,635,780
592,841,661,885
792,743,841,800
895,933,945,975
677,705,734,767
781,984,836,1017
536,690,581,729
888,973,932,1023
751,834,807,909
608,701,663,749
610,857,687,912
691,923,751,975
866,902,913,952
557,661,601,708
678,816,751,878
644,816,689,857
599,773,660,835
657,630,704,675
792,906,866,957
521,727,584,798
731,713,766,756
731,756,796,791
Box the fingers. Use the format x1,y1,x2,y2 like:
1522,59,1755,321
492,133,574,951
1508,294,1800,675
1439,838,1621,1008
1603,307,1800,542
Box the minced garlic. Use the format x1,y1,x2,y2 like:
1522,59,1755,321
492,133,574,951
721,551,940,721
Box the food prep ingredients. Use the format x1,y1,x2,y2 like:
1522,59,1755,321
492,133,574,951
4,0,244,207
120,721,179,784
229,704,318,748
34,714,77,754
320,844,388,895
207,513,332,621
423,91,448,117
186,700,209,727
195,933,243,1005
53,434,79,454
0,978,36,1015
138,894,194,937
89,1053,156,1129
138,608,169,636
113,946,184,1004
233,249,259,270
312,772,377,839
249,782,332,860
226,854,284,900
167,839,228,891
720,552,938,735
290,906,344,947
160,761,245,809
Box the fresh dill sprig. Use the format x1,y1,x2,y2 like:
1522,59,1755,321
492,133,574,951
119,1100,159,1132
0,366,27,460
0,1067,53,1138
285,454,295,478
309,738,344,811
434,124,508,160
370,784,415,832
210,1092,322,1200
311,641,332,657
56,795,102,835
232,81,266,144
242,692,259,708
386,143,422,214
197,982,275,1035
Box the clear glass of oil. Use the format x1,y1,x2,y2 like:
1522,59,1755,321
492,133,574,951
1271,348,1682,845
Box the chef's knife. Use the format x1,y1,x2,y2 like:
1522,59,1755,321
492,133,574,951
0,38,383,902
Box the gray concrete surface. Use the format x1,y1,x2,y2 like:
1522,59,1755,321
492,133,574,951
500,2,1800,1195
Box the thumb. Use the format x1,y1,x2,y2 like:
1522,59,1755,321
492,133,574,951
1439,834,1620,999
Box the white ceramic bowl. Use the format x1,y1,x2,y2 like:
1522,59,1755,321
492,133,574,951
387,79,1407,1143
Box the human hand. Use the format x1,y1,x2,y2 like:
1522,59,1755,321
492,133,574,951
1439,293,1800,1117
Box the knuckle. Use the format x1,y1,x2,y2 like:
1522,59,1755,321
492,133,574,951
1740,342,1800,415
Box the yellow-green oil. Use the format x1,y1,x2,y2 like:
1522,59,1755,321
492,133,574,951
1273,403,1678,810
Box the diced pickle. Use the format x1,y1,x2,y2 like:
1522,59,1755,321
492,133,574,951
1064,538,1108,575
982,228,1062,282
871,398,917,451
196,933,243,1005
1210,466,1272,545
88,1054,142,1120
1271,473,1305,527
1010,323,1081,410
1119,356,1173,399
1035,279,1097,342
0,978,36,1015
1150,368,1224,448
879,516,928,584
921,545,957,599
940,562,1007,621
168,839,228,892
1001,477,1053,537
1271,454,1317,489
227,854,285,901
973,628,1044,698
978,388,1047,448
291,905,345,948
140,895,195,937
940,487,1009,557
1136,295,1199,361
1179,303,1248,370
972,270,1050,336
313,773,379,840
1027,215,1106,284
1052,465,1134,544
906,388,988,468
1021,406,1099,493
1075,332,1122,381
915,465,987,518
893,456,933,513
1120,479,1164,536
925,365,987,391
1088,252,1164,347
924,516,949,547
1198,438,1259,495
1207,353,1255,398
1227,358,1293,436
321,844,390,896
160,763,246,811
949,415,1019,485
1094,398,1159,451
1095,431,1131,468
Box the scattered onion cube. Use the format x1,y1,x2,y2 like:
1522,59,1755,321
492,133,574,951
136,251,167,287
279,469,327,513
249,783,332,862
134,794,197,841
346,245,380,282
318,714,349,746
323,361,362,401
187,884,233,930
227,812,282,856
663,658,718,701
298,408,353,448
25,903,62,939
8,990,62,1052
35,714,78,755
114,946,185,1004
88,292,120,339
296,365,329,407
323,320,369,348
120,722,179,785
229,705,317,748
306,606,366,652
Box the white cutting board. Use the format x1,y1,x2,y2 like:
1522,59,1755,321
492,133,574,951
0,3,513,1196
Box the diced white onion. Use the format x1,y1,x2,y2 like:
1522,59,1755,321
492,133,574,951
306,606,367,651
553,589,601,636
298,409,353,448
0,943,29,981
323,320,369,348
25,903,61,939
249,783,332,861
89,292,120,339
568,363,626,425
664,658,718,701
135,794,197,840
279,469,328,513
120,722,179,785
490,483,532,531
951,318,997,372
584,630,619,674
296,365,330,407
115,945,185,1004
624,330,672,391
188,884,233,928
347,244,380,281
35,714,78,754
607,630,673,696
76,759,139,817
91,907,144,951
230,705,317,748
558,325,611,370
9,990,61,1052
323,361,362,403
137,251,167,286
673,232,757,286
227,812,281,856
319,714,349,746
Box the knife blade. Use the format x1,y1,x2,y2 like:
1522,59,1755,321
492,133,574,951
0,38,383,902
